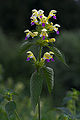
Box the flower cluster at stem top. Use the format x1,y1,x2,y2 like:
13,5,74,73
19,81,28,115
24,9,60,64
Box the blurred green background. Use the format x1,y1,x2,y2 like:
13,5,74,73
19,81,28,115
0,0,80,119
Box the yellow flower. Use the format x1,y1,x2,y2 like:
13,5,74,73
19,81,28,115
47,22,54,31
48,38,56,42
49,51,54,55
24,30,38,40
24,30,31,40
39,16,48,27
32,9,38,17
33,32,38,36
40,29,48,40
48,23,60,34
31,9,44,19
30,16,38,25
26,51,36,62
44,40,49,43
30,32,38,38
53,24,60,34
38,9,44,18
48,10,57,19
41,51,54,62
43,38,55,43
24,30,30,33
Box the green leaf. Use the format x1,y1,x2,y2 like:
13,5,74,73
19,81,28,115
30,70,43,111
5,101,16,117
19,41,35,54
48,46,68,66
42,67,54,94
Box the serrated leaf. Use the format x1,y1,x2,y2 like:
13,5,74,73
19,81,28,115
5,101,16,117
19,41,35,54
8,113,16,120
42,67,54,94
48,46,68,66
30,70,43,111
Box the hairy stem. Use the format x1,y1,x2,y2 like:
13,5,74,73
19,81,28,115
39,45,42,61
37,45,42,120
38,96,40,120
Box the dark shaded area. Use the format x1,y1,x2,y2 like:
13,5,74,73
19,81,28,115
0,0,80,39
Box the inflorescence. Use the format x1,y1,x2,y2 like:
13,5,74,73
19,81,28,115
24,9,60,64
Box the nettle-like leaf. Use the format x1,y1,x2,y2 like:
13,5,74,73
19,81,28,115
42,67,54,94
48,46,68,66
30,70,43,111
19,41,35,54
5,101,16,117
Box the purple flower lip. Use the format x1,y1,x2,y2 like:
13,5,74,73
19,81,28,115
43,36,45,40
46,59,50,62
25,36,27,40
26,57,30,61
31,22,35,26
56,31,59,35
42,23,45,27
40,15,42,18
51,58,55,61
53,16,56,19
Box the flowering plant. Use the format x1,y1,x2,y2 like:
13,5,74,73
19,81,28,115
20,9,66,120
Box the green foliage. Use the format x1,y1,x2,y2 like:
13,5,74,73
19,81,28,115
30,70,43,111
5,101,16,117
0,107,8,120
30,66,54,110
0,88,17,102
42,67,54,94
0,30,80,99
1,30,80,120
0,86,80,120
56,89,80,120
19,41,35,54
48,45,67,66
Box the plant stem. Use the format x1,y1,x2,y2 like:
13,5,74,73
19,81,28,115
15,110,22,120
38,45,42,120
38,96,40,120
39,45,42,61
